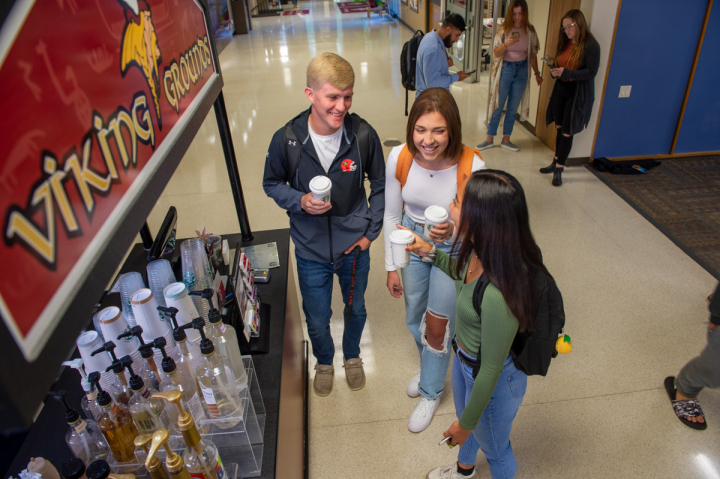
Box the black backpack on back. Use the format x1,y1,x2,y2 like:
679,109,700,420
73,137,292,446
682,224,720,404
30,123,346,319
400,30,424,115
471,269,566,377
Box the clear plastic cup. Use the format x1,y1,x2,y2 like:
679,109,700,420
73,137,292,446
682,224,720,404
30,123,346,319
147,259,176,311
118,272,146,327
180,239,212,321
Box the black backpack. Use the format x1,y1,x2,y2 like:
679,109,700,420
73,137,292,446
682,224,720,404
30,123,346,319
400,30,424,115
471,269,566,377
282,114,371,188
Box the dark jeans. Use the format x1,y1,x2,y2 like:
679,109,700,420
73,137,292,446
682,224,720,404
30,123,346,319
549,81,577,165
295,249,370,365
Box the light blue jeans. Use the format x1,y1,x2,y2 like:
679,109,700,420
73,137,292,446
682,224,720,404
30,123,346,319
399,214,458,399
453,347,527,479
487,59,529,138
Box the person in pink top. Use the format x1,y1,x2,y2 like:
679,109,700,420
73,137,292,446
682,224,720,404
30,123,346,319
477,0,541,152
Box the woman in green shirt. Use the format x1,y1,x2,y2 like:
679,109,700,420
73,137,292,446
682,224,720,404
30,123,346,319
400,169,551,479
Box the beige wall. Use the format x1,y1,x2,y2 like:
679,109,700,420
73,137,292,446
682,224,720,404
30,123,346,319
399,0,427,33
569,0,619,158
527,0,551,127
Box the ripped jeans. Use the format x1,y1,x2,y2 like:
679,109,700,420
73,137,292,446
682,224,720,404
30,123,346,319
400,214,457,399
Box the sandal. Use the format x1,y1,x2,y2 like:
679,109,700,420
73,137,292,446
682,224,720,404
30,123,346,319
664,376,708,430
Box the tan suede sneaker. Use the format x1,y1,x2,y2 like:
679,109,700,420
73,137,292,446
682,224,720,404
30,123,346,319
313,364,334,397
343,357,365,391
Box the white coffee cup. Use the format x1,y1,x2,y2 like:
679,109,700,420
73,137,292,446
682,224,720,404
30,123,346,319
389,229,415,268
423,206,449,241
309,176,332,203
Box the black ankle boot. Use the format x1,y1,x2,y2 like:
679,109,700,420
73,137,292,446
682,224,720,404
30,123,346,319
540,160,557,174
552,167,563,186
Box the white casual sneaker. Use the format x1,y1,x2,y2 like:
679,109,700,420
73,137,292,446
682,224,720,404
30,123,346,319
408,396,441,432
406,369,421,397
427,464,477,479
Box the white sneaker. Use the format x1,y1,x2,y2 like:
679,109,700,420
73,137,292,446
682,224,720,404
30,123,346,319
406,369,421,397
408,396,441,432
427,464,477,479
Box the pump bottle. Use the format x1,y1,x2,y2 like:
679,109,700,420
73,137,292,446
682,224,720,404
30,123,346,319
190,289,247,390
146,429,193,479
191,318,242,428
117,326,162,389
122,356,173,435
91,342,132,405
154,337,208,432
51,391,109,465
158,307,203,384
63,359,103,421
90,373,140,467
135,434,169,479
153,391,225,479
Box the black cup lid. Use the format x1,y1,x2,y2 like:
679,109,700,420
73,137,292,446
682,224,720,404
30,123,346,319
61,458,86,479
86,460,110,479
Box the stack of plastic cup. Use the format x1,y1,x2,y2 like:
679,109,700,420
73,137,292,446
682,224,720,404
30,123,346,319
118,272,146,327
76,331,115,392
180,239,212,321
147,259,176,311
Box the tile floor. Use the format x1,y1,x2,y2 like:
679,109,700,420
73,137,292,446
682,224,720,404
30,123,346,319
144,3,720,477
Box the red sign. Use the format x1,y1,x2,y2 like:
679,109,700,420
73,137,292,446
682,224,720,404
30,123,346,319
0,0,219,360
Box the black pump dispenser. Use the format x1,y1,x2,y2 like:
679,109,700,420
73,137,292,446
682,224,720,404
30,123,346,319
91,341,123,374
117,326,154,359
121,355,144,392
159,306,187,343
192,317,215,356
153,337,177,374
190,289,221,324
89,372,113,407
51,390,80,424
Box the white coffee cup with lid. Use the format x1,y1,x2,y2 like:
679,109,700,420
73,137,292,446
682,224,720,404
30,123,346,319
309,176,332,203
389,230,415,268
423,206,449,241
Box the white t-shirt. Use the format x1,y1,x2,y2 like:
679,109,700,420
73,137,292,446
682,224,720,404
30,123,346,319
383,144,486,271
308,122,344,173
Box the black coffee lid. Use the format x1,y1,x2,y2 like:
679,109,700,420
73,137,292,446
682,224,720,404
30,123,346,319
61,458,86,479
86,460,110,479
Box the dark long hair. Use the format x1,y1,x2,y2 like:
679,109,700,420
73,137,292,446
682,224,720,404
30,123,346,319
451,170,549,332
556,9,596,70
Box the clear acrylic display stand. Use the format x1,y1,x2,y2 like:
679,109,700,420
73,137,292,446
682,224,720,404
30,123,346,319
196,356,265,477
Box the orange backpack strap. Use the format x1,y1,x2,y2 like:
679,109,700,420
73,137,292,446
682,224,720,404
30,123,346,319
395,145,414,189
457,145,479,186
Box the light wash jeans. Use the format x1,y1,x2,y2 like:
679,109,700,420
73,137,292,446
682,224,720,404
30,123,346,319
399,214,458,399
676,326,720,398
296,249,370,365
453,347,527,479
487,59,529,138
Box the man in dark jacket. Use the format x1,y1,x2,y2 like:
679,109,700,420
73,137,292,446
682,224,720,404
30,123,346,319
263,53,385,397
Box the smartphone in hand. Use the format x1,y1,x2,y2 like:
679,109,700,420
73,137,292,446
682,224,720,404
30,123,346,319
439,436,454,448
464,70,477,75
511,31,520,39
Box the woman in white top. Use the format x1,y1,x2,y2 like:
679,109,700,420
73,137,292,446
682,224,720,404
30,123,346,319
384,87,485,433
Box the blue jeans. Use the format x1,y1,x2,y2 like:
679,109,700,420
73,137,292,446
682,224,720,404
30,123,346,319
453,348,527,479
487,59,528,138
399,214,458,399
296,248,370,365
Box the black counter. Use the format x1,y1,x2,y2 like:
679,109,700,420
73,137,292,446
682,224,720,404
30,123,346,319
7,228,306,479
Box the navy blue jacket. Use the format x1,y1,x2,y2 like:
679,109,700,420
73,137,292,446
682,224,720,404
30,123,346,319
263,108,385,264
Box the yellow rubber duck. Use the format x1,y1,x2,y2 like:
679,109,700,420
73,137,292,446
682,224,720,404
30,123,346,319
556,334,572,354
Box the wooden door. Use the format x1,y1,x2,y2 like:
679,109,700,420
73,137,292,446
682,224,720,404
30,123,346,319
535,0,581,149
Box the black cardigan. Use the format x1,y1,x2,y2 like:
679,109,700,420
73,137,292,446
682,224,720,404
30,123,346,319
545,39,601,136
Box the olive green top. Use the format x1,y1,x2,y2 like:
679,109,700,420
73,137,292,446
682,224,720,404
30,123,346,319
434,250,519,431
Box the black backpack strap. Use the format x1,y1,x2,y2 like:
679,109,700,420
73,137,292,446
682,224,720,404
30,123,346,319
357,120,370,179
470,273,491,379
283,123,302,187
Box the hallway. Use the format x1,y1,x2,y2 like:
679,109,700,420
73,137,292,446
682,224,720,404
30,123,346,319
146,3,720,477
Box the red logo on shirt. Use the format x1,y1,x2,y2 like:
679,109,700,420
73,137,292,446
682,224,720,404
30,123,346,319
341,159,357,172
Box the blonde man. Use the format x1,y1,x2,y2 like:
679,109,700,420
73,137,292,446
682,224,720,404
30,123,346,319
263,53,386,397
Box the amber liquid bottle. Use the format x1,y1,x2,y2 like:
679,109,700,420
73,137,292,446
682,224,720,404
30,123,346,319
94,381,139,464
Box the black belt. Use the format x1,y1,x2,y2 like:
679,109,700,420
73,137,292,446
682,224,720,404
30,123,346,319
452,337,477,368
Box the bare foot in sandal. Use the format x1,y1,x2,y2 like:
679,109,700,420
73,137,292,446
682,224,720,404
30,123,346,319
676,390,705,424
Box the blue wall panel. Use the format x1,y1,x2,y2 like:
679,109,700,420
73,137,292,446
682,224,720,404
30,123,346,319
594,0,707,159
675,2,720,154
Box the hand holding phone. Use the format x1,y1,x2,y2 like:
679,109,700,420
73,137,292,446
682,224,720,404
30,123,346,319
511,31,520,39
465,70,477,75
439,436,454,448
